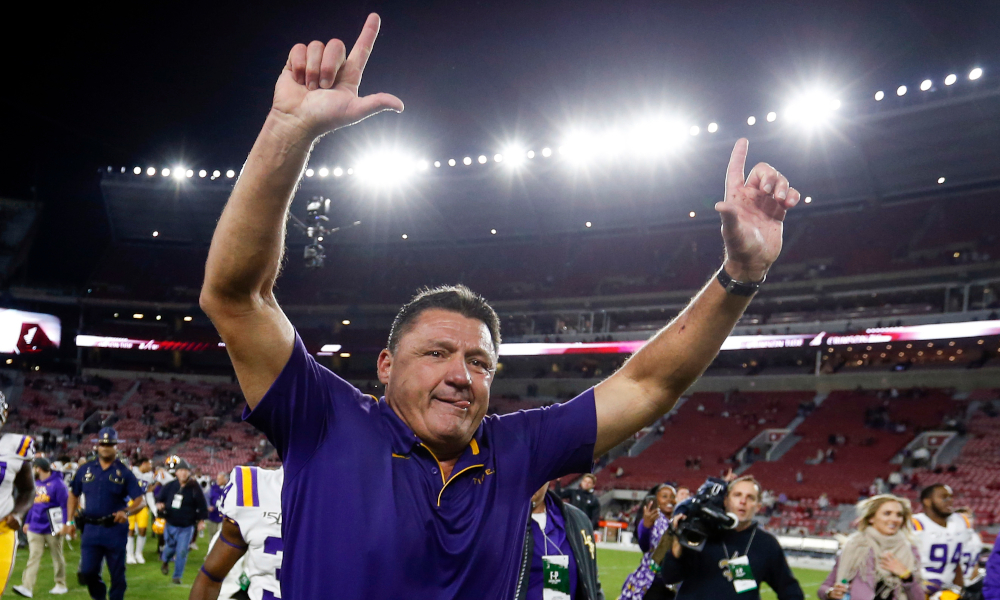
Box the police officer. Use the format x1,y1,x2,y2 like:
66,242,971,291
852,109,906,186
65,428,145,600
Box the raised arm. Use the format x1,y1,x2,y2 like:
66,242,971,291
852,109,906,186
593,139,800,456
199,13,403,409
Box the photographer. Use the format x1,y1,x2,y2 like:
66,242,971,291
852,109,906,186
660,476,803,600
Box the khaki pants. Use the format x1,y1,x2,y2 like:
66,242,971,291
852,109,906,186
203,520,220,540
21,531,66,591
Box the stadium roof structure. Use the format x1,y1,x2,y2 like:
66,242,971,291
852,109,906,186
99,76,1000,249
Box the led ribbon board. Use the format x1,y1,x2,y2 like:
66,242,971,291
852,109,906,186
0,309,61,354
75,336,223,352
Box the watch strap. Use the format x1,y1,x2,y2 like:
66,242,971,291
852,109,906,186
716,268,764,297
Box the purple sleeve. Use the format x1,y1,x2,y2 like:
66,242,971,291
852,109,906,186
243,332,364,477
636,519,652,553
983,543,1000,600
497,389,597,491
56,481,69,517
817,557,838,600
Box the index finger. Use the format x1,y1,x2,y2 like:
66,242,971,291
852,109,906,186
342,13,382,86
725,138,749,199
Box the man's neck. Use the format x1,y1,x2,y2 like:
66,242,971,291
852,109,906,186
98,458,115,469
926,510,949,528
735,520,754,532
532,501,547,515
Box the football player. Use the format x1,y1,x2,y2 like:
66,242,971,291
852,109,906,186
190,466,283,600
126,456,156,564
0,392,38,593
912,484,973,596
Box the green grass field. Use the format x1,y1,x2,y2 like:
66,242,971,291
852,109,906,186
5,535,208,598
3,541,824,598
597,547,827,600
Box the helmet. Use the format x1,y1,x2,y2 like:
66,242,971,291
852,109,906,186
165,455,182,474
152,518,166,535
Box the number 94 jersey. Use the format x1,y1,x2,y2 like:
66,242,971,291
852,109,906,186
911,512,973,592
220,466,284,600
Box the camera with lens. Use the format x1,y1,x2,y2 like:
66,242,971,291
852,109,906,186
672,477,739,552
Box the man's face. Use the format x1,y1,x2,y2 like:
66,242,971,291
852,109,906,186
33,467,44,479
97,444,117,461
580,476,595,491
139,461,152,474
176,468,191,485
378,309,496,456
217,473,228,486
927,486,954,517
725,481,761,524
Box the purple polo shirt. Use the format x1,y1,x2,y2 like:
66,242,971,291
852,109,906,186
244,333,597,600
26,472,69,535
527,494,578,600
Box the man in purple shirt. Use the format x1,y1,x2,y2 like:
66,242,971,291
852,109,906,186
13,458,69,597
200,13,801,600
204,472,226,541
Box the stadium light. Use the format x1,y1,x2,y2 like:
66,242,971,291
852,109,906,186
804,196,812,204
213,170,221,178
527,150,536,158
945,74,957,86
896,85,907,96
401,234,408,239
226,170,235,178
448,159,456,166
198,169,207,178
707,122,718,133
318,167,329,177
585,221,592,228
969,67,983,80
146,167,156,176
688,211,696,218
161,168,171,177
784,92,841,127
541,147,552,157
133,167,141,175
938,177,946,184
875,91,884,101
342,320,350,325
920,79,932,91
490,228,497,234
478,155,488,164
321,344,342,352
689,125,700,136
347,168,354,175
185,169,194,178
417,160,430,171
152,231,159,237
493,154,503,162
355,151,418,186
133,313,144,319
333,167,344,177
502,146,527,166
434,161,441,168
766,112,777,122
172,167,186,181
747,116,756,125
305,168,314,177
183,316,193,322
463,157,472,165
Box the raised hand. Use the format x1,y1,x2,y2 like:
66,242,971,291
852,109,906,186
271,13,403,139
716,139,800,282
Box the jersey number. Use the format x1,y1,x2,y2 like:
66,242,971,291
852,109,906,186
261,536,283,600
0,462,7,483
926,543,963,574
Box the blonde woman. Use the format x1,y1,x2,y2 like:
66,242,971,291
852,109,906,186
819,495,922,600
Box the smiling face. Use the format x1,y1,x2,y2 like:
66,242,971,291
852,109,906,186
656,486,676,515
378,309,496,459
869,500,905,536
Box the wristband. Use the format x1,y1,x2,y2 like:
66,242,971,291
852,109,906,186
66,520,75,526
716,267,764,297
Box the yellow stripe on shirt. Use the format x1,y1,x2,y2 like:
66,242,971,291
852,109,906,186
240,467,254,507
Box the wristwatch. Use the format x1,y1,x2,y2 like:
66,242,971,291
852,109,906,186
717,267,764,297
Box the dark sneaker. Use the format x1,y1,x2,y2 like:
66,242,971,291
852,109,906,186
161,562,169,575
172,578,182,585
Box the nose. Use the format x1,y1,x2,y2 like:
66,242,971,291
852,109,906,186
443,354,472,388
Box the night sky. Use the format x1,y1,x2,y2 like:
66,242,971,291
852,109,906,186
2,0,998,285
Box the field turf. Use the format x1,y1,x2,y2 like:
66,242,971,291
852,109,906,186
3,541,824,598
597,547,827,599
5,535,208,598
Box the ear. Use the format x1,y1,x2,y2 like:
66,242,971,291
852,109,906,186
377,349,392,385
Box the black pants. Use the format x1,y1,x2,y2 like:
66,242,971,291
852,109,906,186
643,581,676,600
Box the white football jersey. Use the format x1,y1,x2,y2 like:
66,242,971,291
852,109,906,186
132,467,157,517
0,434,35,518
963,529,983,581
208,530,247,600
220,466,283,600
912,512,973,589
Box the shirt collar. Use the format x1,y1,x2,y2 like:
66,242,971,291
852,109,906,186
377,397,485,461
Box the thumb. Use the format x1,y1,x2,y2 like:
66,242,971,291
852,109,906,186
346,93,404,124
715,201,740,232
